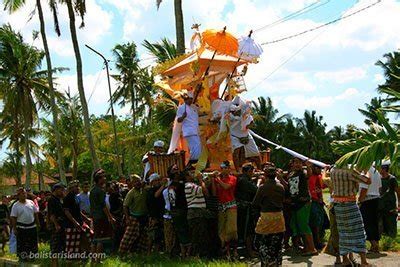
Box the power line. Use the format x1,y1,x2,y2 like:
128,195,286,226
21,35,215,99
254,0,331,32
246,29,326,93
260,0,382,45
88,62,105,103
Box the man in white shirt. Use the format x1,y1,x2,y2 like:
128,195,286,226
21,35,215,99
176,91,201,164
359,166,382,253
10,187,39,261
227,104,260,171
142,140,165,181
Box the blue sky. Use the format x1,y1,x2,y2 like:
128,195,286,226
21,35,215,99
1,0,399,160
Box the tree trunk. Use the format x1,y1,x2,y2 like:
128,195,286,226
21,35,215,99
131,86,136,129
66,0,100,175
15,139,22,187
72,141,78,181
37,0,66,184
174,0,185,55
23,114,32,188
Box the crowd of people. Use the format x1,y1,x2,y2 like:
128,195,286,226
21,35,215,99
0,155,397,266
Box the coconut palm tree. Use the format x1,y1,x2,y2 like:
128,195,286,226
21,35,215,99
296,110,331,161
358,97,386,125
375,51,400,94
156,0,185,55
251,96,289,142
64,0,100,172
112,42,141,128
143,38,178,63
42,91,84,180
3,0,67,183
0,25,61,187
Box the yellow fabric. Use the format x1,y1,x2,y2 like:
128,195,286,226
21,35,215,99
255,211,286,235
218,208,238,244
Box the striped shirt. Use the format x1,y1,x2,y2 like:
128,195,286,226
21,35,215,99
184,182,206,209
331,168,369,200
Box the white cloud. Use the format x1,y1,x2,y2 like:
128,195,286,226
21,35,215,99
56,69,117,113
282,87,361,109
0,0,113,57
373,73,384,83
314,67,367,84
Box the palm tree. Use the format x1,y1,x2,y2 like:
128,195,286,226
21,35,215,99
144,38,179,128
0,105,23,185
143,38,178,63
0,25,58,187
251,96,289,142
64,0,100,172
358,97,386,125
375,51,400,94
3,0,67,184
42,91,84,180
112,42,141,128
156,0,185,55
332,111,399,175
328,126,345,141
296,110,331,161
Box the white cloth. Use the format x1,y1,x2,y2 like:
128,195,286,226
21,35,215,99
142,152,151,179
229,114,259,157
10,200,38,229
168,119,182,153
162,187,173,219
105,194,110,209
359,166,382,200
176,104,199,137
186,135,202,160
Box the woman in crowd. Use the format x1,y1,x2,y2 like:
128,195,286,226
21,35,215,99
252,165,285,266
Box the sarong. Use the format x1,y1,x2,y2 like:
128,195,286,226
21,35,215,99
218,208,238,245
16,227,38,261
93,218,112,245
334,202,367,255
119,216,148,253
50,229,65,253
255,211,285,235
309,201,325,229
258,232,284,266
147,217,163,243
185,135,201,161
290,202,312,236
323,207,340,257
163,218,176,254
65,227,81,253
170,209,191,246
187,209,209,256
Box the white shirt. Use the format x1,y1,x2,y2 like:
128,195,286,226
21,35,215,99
10,200,38,228
359,167,382,200
176,104,199,137
162,188,172,219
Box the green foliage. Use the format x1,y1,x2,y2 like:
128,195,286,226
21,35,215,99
142,38,177,63
251,97,338,167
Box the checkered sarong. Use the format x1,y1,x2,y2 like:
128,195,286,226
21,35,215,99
119,216,148,253
65,228,81,253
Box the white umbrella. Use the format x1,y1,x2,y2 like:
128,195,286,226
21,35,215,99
238,32,263,61
221,30,264,97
